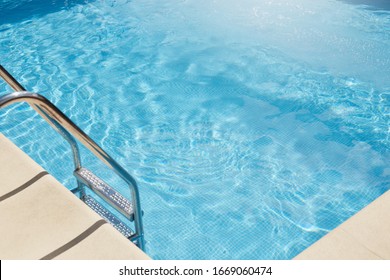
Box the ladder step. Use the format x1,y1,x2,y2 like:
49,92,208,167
74,167,134,220
84,195,134,238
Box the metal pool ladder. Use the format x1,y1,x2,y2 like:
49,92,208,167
0,65,145,250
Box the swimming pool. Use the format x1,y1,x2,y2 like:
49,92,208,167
0,0,389,259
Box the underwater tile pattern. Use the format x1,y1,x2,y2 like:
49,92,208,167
0,0,389,259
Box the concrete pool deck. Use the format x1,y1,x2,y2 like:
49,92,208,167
295,189,390,260
0,133,150,260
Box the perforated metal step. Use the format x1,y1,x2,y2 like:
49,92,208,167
75,167,134,220
84,195,134,238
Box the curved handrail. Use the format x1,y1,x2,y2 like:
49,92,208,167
0,65,82,170
0,91,144,250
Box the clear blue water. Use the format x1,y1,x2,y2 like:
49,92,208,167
0,0,389,259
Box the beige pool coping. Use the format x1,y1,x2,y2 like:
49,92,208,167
0,133,150,260
295,189,390,260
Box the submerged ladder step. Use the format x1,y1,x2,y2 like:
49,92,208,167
84,195,134,238
75,168,134,220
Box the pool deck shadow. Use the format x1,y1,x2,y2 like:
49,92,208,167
294,189,390,260
0,0,94,25
338,0,390,11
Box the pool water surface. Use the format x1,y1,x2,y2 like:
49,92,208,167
0,0,389,259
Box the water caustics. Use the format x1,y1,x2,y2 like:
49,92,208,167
0,0,389,259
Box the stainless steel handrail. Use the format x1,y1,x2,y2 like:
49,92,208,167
0,67,144,250
0,65,82,170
